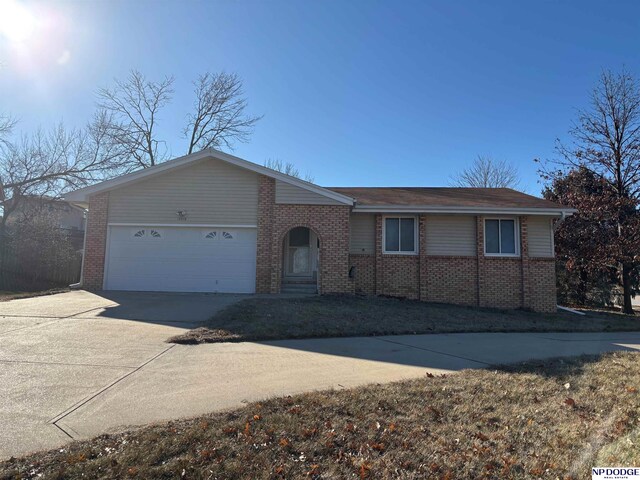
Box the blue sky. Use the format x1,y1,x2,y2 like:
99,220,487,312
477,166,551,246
1,0,638,194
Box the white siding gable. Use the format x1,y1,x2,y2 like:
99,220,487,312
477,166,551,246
426,215,476,256
108,159,258,225
349,214,375,254
528,217,554,257
275,180,344,205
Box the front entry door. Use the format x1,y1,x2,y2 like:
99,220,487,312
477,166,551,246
285,227,316,277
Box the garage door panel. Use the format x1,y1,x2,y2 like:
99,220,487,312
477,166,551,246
105,226,257,293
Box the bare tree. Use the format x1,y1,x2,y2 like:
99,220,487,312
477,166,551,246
0,118,123,230
541,69,640,314
0,114,16,149
97,70,174,170
185,72,262,154
450,155,521,189
264,158,314,183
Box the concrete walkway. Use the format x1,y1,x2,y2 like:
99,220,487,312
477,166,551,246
1,291,640,460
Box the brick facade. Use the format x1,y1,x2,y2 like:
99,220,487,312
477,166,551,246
255,176,352,295
82,192,109,290
80,172,557,312
372,214,420,299
347,214,557,312
255,176,275,293
424,257,478,306
350,254,375,295
528,258,557,312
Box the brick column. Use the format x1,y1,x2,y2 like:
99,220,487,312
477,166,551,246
374,214,383,295
476,215,485,307
419,215,428,301
82,192,109,290
255,175,275,293
520,216,531,309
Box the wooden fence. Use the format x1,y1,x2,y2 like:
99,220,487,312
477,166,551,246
0,242,82,291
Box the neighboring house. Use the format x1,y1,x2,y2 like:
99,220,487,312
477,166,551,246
5,195,86,249
65,149,574,312
6,195,86,232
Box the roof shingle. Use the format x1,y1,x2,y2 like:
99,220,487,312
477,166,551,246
326,187,569,210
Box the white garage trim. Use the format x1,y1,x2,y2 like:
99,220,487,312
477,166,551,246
103,225,258,293
108,223,258,228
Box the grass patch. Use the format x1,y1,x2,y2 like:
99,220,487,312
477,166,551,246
0,288,70,302
169,294,640,344
2,352,640,479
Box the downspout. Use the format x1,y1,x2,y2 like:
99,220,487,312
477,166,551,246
553,210,569,232
69,202,88,289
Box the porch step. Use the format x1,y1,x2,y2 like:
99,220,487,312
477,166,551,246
281,283,318,294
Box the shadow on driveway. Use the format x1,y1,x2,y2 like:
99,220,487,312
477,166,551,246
85,291,248,327
44,290,640,371
254,331,640,371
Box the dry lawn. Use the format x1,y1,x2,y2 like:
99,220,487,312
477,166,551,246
0,288,69,302
170,294,640,344
2,352,640,479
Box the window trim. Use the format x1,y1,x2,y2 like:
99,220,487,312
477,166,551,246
483,217,520,257
382,215,418,255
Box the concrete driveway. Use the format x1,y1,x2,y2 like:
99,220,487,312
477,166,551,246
2,291,640,460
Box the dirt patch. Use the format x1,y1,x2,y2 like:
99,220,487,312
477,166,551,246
2,352,639,479
169,294,640,344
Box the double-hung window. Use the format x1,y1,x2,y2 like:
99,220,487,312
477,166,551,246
384,217,417,254
484,218,519,256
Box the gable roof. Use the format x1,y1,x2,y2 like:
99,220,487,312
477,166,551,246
328,187,574,216
64,149,355,206
64,150,572,216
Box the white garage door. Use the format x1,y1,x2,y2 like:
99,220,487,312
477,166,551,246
104,226,257,293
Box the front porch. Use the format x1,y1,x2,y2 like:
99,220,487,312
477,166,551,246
281,226,319,294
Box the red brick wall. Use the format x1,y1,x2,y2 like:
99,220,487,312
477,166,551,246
480,257,524,309
520,216,531,309
425,256,478,306
82,192,109,290
256,176,275,293
372,214,420,299
529,258,557,312
378,255,420,299
355,213,556,312
255,175,352,294
349,254,375,294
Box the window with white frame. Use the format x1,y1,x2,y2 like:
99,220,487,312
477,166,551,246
484,218,519,256
384,217,417,254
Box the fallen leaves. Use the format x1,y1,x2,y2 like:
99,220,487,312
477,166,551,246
358,461,372,479
302,427,318,438
5,352,640,480
369,442,385,452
